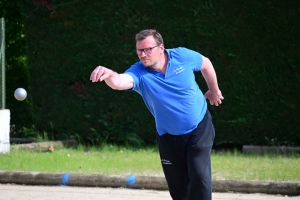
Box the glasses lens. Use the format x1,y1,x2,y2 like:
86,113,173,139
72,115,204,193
144,48,151,54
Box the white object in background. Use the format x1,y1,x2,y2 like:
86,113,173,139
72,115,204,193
14,88,27,101
0,109,10,153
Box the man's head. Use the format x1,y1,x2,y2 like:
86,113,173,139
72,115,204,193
135,29,164,44
135,29,165,69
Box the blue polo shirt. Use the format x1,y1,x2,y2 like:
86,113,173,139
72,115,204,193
124,47,207,135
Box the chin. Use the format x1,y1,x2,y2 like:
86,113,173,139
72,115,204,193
141,60,155,68
142,61,150,67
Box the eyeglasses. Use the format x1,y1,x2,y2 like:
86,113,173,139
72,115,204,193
136,44,160,55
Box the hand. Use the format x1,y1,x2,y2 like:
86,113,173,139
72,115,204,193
90,66,113,82
204,90,224,106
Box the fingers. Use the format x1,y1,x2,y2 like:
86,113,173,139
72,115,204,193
90,66,104,82
99,72,110,82
206,90,224,106
90,67,99,82
211,101,219,106
210,98,223,106
96,67,104,81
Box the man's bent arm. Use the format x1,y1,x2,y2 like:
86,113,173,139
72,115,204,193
199,56,224,106
200,56,220,92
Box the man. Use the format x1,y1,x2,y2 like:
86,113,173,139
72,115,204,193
90,29,224,200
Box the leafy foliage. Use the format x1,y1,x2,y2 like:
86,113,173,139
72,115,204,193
8,0,300,146
0,0,32,137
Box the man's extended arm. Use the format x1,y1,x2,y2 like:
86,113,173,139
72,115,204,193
90,66,134,90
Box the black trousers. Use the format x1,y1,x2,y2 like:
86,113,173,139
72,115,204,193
156,110,215,200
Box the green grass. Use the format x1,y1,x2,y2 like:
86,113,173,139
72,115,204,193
212,150,300,181
1,145,299,181
0,145,164,176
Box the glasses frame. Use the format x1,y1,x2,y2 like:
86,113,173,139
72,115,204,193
136,44,160,55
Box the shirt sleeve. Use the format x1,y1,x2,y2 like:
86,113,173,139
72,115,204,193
180,47,203,71
124,62,141,91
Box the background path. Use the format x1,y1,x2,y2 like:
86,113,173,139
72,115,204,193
1,184,299,200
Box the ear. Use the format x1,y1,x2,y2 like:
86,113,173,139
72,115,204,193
159,44,165,52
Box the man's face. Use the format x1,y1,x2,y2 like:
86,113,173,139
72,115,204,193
136,36,163,68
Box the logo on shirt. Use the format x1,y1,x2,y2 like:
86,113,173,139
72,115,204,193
173,66,185,74
161,159,172,165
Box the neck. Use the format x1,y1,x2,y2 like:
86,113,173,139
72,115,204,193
156,51,168,74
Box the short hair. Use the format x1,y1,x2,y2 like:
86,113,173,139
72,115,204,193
135,29,164,45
